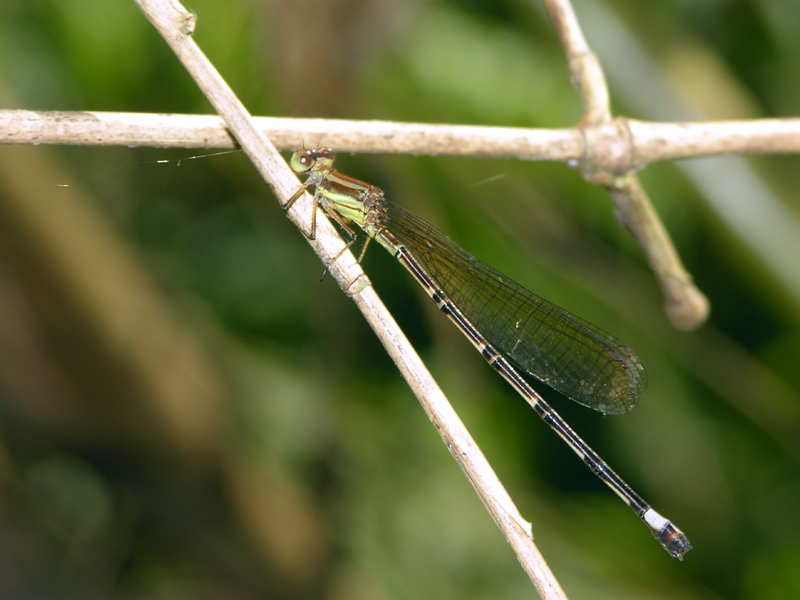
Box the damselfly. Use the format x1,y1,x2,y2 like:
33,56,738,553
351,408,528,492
286,147,691,559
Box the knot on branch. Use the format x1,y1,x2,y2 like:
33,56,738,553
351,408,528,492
136,0,196,41
577,118,636,185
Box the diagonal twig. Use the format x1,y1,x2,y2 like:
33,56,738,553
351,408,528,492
133,0,568,597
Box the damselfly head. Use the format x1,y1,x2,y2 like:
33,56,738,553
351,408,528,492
290,147,335,174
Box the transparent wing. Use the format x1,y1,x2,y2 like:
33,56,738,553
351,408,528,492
385,201,646,415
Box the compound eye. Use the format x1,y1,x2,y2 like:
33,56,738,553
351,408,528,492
289,149,315,173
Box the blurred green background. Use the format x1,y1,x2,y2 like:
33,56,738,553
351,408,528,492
1,0,800,598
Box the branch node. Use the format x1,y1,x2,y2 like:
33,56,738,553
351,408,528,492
135,0,196,41
578,118,635,184
344,273,371,297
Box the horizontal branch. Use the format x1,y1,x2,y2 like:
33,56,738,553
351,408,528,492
628,119,800,164
3,109,800,168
